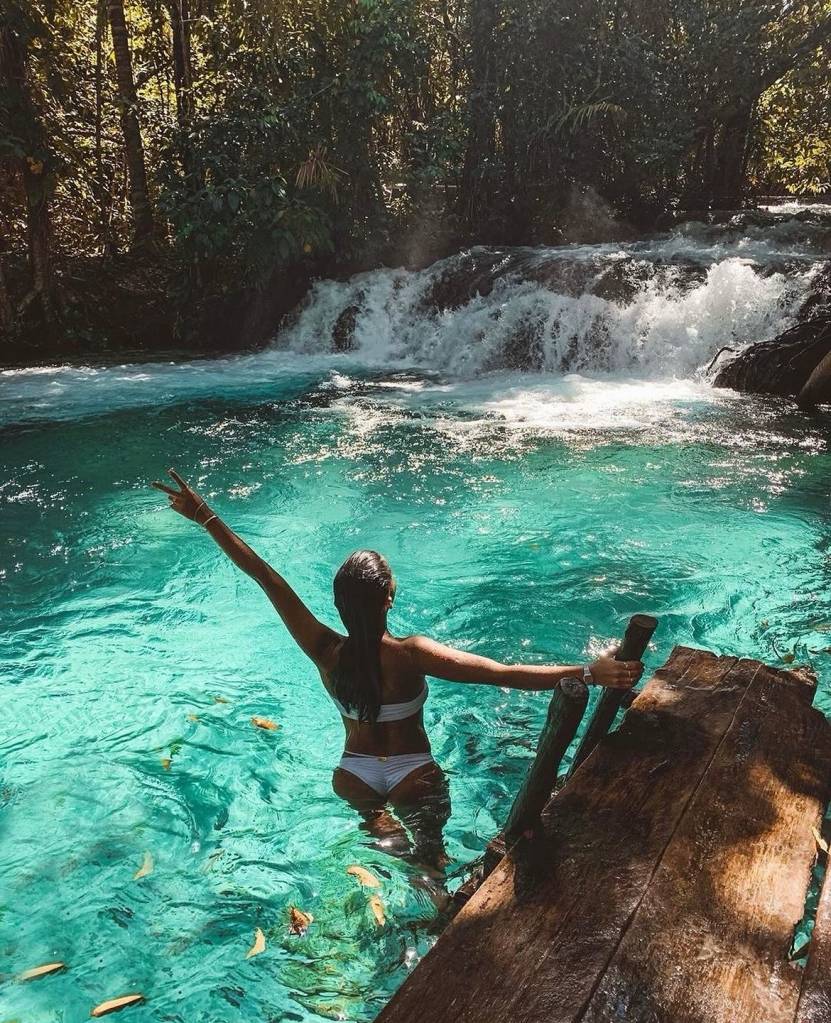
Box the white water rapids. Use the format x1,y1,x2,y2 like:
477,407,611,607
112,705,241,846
280,212,829,378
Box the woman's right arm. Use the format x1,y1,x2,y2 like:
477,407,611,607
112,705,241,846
152,468,339,667
404,635,643,690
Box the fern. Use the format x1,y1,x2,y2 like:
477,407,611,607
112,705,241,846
555,101,628,135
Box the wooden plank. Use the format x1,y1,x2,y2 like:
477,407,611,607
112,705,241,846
796,855,831,1022
378,646,749,1023
582,661,831,1023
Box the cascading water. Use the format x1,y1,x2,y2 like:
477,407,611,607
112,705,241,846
2,206,831,1023
279,210,829,379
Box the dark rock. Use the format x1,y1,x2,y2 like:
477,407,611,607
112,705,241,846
797,263,831,322
418,249,513,313
713,315,831,403
332,298,362,351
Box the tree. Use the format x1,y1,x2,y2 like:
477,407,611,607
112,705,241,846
0,6,58,325
107,0,155,248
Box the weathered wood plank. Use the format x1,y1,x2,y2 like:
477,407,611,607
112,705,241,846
582,661,831,1023
378,646,749,1023
796,853,831,1023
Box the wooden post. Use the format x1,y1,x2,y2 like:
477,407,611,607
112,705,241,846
501,676,589,845
568,614,658,779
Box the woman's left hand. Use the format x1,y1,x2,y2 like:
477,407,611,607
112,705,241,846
151,468,209,523
588,653,644,689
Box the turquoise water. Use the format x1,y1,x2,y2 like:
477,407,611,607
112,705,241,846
2,363,830,1022
3,220,831,1021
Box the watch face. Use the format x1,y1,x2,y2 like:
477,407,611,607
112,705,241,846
560,676,585,698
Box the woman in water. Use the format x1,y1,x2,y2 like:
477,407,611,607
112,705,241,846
152,468,644,870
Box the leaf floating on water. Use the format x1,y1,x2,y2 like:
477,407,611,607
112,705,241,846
346,865,381,889
812,825,829,855
90,993,145,1017
133,851,153,880
213,696,230,704
289,907,313,936
251,716,280,731
186,713,200,722
789,938,812,961
369,895,386,927
160,757,172,770
245,927,266,959
781,652,796,664
19,961,66,981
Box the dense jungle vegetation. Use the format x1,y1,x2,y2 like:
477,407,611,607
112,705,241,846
1,0,830,359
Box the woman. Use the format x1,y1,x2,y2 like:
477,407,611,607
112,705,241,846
152,469,644,870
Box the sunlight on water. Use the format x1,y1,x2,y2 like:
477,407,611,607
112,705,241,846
2,215,831,1022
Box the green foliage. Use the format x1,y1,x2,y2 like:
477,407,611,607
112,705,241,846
2,0,830,327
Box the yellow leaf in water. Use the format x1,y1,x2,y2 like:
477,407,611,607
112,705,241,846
289,906,313,935
19,962,66,981
160,757,172,770
346,865,381,888
782,652,796,664
133,851,153,880
303,242,312,254
251,716,280,731
369,895,386,927
90,994,144,1017
214,696,229,704
813,825,829,854
245,927,266,959
186,714,200,722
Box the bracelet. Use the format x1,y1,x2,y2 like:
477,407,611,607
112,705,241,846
583,664,594,685
202,514,218,528
194,500,207,523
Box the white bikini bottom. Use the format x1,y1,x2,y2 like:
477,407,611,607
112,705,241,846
338,751,435,797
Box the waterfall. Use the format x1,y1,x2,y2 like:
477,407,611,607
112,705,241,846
278,209,830,379
1,206,828,425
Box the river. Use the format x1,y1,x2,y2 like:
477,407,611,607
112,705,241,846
2,203,830,1022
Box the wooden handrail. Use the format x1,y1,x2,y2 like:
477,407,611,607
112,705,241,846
568,614,658,779
470,615,658,892
502,676,589,843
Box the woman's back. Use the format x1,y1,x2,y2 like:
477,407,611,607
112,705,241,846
322,634,431,756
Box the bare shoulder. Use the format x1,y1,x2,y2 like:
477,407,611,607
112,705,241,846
398,634,457,669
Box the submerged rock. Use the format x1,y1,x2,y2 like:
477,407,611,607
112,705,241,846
712,315,831,404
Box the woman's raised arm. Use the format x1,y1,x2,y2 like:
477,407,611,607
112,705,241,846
404,635,642,690
151,468,339,666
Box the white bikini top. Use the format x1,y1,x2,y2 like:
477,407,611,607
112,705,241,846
331,683,428,722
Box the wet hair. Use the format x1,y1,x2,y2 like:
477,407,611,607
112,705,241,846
332,550,393,723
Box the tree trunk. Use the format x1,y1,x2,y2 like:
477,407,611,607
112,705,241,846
459,0,499,231
22,158,56,320
0,20,57,325
0,256,13,331
167,0,194,129
93,0,116,254
107,0,155,249
712,103,754,209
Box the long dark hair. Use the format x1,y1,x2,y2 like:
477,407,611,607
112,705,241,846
332,550,393,723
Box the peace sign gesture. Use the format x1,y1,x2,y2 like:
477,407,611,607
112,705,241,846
151,468,211,524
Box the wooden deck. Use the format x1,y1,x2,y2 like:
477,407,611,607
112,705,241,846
379,646,831,1023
